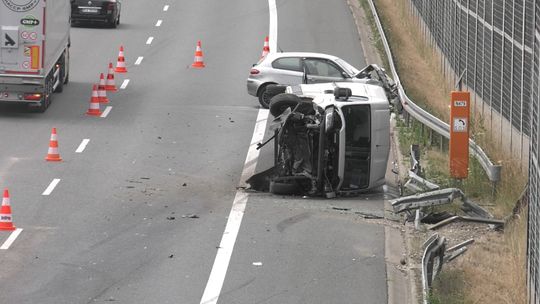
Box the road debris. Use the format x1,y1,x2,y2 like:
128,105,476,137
355,211,384,219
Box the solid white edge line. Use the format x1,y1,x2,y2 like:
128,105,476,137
101,106,112,118
268,0,278,51
156,20,162,27
199,109,269,304
135,56,144,65
42,178,61,196
120,79,130,89
163,5,169,11
146,37,154,45
0,228,23,250
75,139,90,153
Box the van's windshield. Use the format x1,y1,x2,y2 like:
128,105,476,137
342,105,371,190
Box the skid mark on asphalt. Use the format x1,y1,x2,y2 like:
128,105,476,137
276,212,312,233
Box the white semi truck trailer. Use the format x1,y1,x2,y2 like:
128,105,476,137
0,0,70,112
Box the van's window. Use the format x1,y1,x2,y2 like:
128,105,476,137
272,57,302,72
342,105,371,190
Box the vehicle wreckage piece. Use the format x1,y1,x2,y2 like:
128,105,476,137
428,215,504,230
390,188,462,213
403,170,440,193
422,234,446,304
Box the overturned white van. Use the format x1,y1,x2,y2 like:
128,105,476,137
247,82,391,198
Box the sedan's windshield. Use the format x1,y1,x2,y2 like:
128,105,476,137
335,58,359,76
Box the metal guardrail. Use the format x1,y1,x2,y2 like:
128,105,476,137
421,234,446,304
366,0,502,184
390,188,462,213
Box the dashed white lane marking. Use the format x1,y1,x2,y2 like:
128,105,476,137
76,139,90,153
163,5,169,11
0,228,23,250
120,79,130,89
146,37,154,45
199,109,269,304
42,178,61,196
156,20,162,27
135,56,144,65
101,106,112,118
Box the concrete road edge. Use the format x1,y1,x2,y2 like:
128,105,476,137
347,0,417,303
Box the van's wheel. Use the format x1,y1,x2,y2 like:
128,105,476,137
269,181,299,195
258,84,286,108
269,93,301,117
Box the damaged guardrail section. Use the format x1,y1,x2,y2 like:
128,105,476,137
422,234,445,304
365,0,502,185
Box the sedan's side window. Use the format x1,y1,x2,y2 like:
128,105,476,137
303,58,344,78
272,57,302,72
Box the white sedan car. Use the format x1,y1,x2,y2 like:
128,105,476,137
246,52,397,108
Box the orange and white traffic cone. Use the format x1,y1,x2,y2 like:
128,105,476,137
105,63,117,92
86,84,102,116
0,189,15,231
115,46,128,73
97,73,109,103
261,36,270,58
191,40,206,68
45,127,62,162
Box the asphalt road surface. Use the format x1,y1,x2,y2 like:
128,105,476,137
0,1,389,303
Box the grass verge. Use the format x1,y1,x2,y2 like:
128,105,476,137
363,0,529,302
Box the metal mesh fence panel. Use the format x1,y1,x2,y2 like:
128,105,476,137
408,0,538,301
528,1,538,300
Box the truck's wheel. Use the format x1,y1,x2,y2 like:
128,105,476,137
34,75,54,112
54,68,64,93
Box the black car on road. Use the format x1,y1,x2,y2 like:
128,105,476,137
71,0,121,28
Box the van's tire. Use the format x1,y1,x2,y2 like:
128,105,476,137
269,181,299,195
269,93,301,117
258,84,286,108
